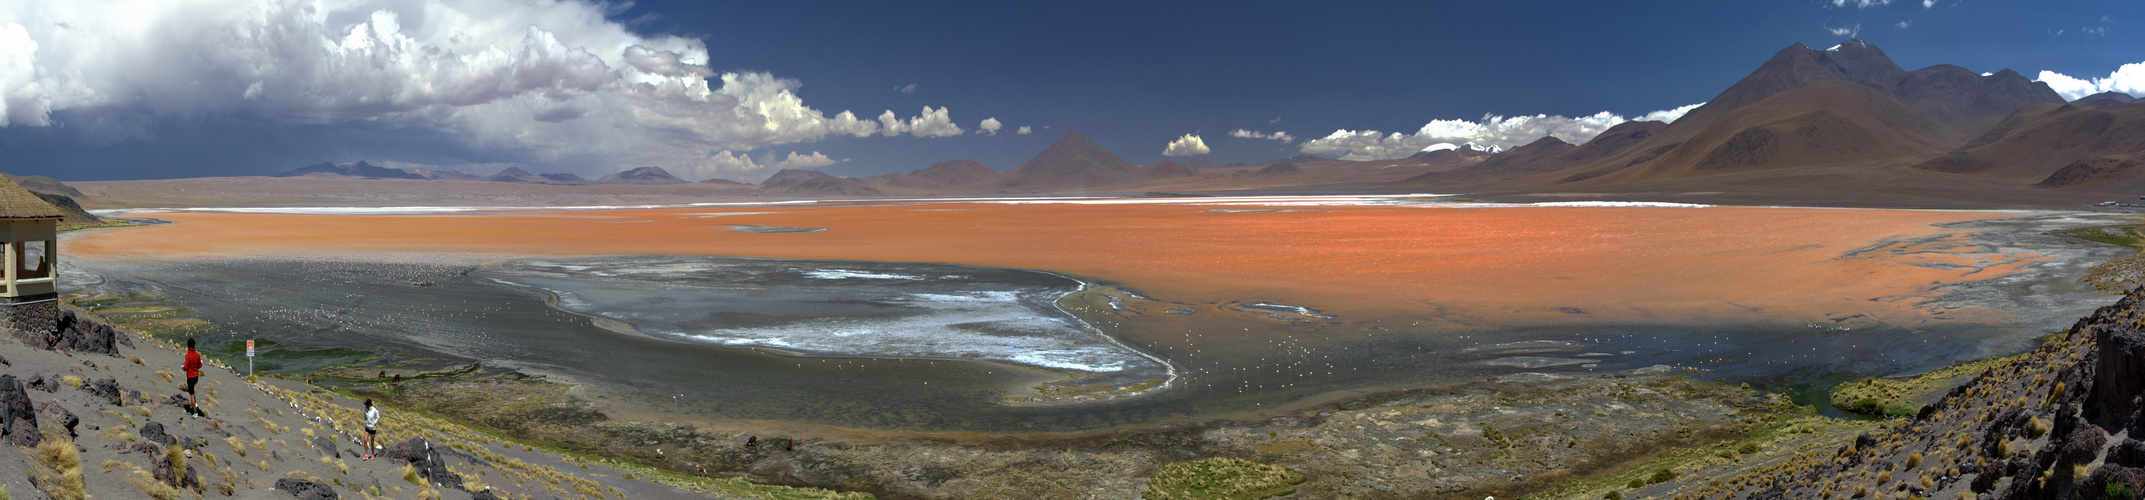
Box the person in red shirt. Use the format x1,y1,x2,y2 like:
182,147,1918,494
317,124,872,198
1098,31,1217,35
183,338,203,414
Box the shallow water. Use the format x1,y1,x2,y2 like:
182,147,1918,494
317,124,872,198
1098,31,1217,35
56,212,2133,433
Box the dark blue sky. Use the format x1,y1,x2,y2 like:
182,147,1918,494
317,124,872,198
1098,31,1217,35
2,0,2139,181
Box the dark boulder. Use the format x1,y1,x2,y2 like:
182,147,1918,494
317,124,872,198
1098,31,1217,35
141,441,202,492
383,438,464,489
54,311,120,356
470,489,502,500
274,477,340,500
2056,415,2107,470
0,374,40,446
25,374,49,392
140,421,175,445
2079,465,2145,500
83,378,122,406
2094,322,2145,425
35,401,76,437
2111,439,2145,468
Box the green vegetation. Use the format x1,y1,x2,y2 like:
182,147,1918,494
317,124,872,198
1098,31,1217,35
2110,481,2136,500
1143,457,1305,500
2051,225,2144,247
1520,402,1878,500
1830,356,2013,417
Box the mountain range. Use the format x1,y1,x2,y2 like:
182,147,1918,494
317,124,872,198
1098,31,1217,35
44,39,2145,206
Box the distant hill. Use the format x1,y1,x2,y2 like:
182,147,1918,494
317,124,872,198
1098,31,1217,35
699,177,747,185
761,169,835,189
596,167,686,185
409,169,482,181
1146,160,1197,178
540,173,587,183
273,161,423,180
2075,92,2138,105
786,176,885,196
909,160,998,186
486,167,549,183
1915,101,2145,187
985,131,1146,192
1256,160,1301,175
1,173,86,198
1183,157,1223,169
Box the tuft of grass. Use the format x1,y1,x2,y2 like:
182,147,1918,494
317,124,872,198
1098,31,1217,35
226,436,247,457
403,465,425,486
130,355,145,365
29,431,85,500
60,375,82,388
1143,457,1305,500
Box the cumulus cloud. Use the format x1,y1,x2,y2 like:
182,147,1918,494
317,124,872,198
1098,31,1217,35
978,117,1002,136
1635,102,1704,124
0,0,968,179
1163,134,1210,156
1827,24,1862,37
2037,62,2145,101
705,150,839,177
1015,126,1033,135
877,106,963,137
1297,103,1704,161
1228,129,1295,143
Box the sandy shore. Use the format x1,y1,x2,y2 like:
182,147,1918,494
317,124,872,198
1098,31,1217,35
71,203,2033,330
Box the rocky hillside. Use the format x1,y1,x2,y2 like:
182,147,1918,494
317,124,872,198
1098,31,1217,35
0,306,861,500
1613,287,2145,499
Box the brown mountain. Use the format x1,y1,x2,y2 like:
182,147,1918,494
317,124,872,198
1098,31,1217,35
1183,157,1223,169
785,176,885,196
486,167,549,183
2075,92,2139,105
910,160,998,186
699,177,747,185
410,169,482,181
1146,160,1197,178
986,131,1145,191
1401,136,1576,184
1,174,87,198
596,167,686,185
540,173,586,183
761,169,834,189
1578,80,1955,184
1914,101,2145,187
1257,160,1302,175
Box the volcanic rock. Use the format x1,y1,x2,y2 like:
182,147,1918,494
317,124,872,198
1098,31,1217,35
83,377,122,406
35,400,75,437
385,438,465,489
275,477,340,500
140,420,175,445
0,374,39,446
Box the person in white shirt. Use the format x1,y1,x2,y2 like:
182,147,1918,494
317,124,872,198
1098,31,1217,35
363,399,381,460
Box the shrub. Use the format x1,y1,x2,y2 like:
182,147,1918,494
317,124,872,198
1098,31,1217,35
1650,469,1677,484
32,432,84,500
1605,491,1623,500
1143,457,1306,500
2109,482,2136,500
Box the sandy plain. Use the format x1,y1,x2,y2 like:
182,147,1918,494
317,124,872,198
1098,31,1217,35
71,202,2032,330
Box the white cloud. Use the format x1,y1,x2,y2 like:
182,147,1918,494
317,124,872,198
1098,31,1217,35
1163,134,1210,156
708,150,763,173
1015,126,1033,135
0,0,969,179
1268,116,1282,123
2083,26,2108,36
774,151,838,169
978,117,1002,136
1923,0,1936,7
2037,62,2145,101
1831,0,1891,7
896,83,917,94
876,106,963,137
1228,129,1295,143
1635,102,1705,124
1297,103,1704,161
1827,24,1862,37
1896,20,1911,29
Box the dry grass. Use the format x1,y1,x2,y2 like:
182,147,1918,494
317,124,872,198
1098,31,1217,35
28,430,85,500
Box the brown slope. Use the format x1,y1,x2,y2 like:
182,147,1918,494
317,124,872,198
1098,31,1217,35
1889,66,2065,135
785,176,885,196
1912,101,2145,186
1959,101,2063,150
1568,80,1955,185
1398,136,1575,185
910,160,998,186
985,130,1145,192
760,168,835,189
1146,160,1197,178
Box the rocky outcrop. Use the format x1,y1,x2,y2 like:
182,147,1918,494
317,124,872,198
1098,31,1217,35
83,377,122,406
2093,309,2145,422
275,477,341,500
142,441,203,492
384,438,465,489
36,400,76,437
15,310,126,355
0,374,40,446
140,420,175,445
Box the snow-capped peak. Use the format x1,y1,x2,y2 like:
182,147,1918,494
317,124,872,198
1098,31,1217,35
1419,143,1459,153
1462,142,1503,154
